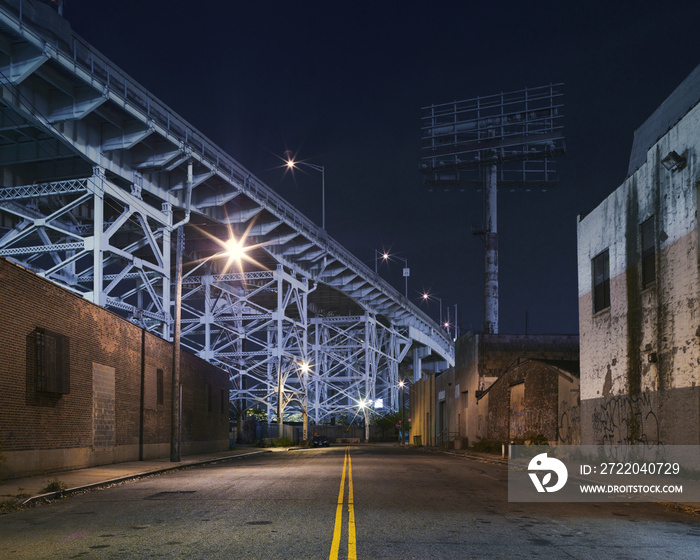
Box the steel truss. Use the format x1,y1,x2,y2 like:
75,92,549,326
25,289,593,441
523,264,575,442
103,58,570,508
172,264,411,427
0,169,172,335
309,315,410,423
0,2,454,431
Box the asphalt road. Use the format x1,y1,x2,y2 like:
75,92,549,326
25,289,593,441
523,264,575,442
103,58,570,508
1,445,699,559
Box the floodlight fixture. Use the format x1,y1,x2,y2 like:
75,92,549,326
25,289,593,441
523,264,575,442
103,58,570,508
661,150,686,172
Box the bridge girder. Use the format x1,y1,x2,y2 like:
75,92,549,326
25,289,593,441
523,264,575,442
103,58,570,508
0,2,453,427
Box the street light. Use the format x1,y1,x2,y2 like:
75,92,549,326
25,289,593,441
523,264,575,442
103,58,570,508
275,359,312,443
171,231,252,462
299,360,311,442
421,292,445,326
398,380,410,445
374,249,390,273
375,250,409,297
358,398,371,443
285,154,326,230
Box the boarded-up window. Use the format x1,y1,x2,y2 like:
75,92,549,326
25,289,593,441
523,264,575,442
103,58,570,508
641,217,655,288
35,328,70,394
93,363,116,448
592,250,610,313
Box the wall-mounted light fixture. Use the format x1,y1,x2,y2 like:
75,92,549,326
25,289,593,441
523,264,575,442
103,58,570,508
660,150,686,172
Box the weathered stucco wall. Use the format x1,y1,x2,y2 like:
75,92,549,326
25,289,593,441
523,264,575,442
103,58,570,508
577,91,700,445
409,373,435,446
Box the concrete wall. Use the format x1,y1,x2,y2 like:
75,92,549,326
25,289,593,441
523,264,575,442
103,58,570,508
577,87,700,445
0,258,229,479
434,367,459,445
409,373,435,446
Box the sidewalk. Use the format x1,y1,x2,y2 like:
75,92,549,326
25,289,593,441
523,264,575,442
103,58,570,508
420,444,509,465
0,446,268,509
422,445,700,513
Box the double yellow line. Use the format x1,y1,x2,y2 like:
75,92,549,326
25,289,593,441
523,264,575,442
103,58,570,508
329,447,356,560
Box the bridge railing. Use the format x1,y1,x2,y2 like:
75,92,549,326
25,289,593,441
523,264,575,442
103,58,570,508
1,1,454,359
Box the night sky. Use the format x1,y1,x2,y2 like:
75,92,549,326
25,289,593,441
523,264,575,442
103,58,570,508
62,0,700,336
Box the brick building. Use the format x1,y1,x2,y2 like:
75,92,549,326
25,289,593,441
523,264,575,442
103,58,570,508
577,64,700,445
409,332,579,448
477,359,580,445
0,258,229,479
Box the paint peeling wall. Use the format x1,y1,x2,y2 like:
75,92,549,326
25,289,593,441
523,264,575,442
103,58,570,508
577,97,700,445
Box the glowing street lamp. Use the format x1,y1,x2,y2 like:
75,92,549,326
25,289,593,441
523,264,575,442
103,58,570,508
285,154,326,230
398,380,410,444
171,232,250,462
422,292,446,328
375,249,409,297
374,249,390,273
357,398,371,442
299,360,311,442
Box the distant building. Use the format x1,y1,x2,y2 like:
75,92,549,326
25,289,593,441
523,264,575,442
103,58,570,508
0,258,229,479
577,64,700,445
478,359,580,445
410,332,579,448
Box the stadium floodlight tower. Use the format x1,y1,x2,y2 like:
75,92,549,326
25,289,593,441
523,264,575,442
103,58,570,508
420,84,565,334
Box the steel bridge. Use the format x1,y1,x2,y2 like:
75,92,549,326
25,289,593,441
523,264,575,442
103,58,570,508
0,1,453,431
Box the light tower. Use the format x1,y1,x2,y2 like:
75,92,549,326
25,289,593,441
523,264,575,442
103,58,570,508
420,84,565,334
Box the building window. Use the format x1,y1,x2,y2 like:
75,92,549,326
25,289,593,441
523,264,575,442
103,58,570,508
641,217,655,288
157,369,164,405
35,328,70,394
592,250,610,313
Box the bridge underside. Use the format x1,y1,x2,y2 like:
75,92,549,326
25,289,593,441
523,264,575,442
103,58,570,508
0,1,453,429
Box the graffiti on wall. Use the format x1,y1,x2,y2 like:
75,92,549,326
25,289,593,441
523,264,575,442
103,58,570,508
508,402,550,441
490,401,583,444
590,392,661,446
557,399,581,445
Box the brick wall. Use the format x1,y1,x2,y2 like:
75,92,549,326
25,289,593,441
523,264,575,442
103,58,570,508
0,257,229,478
453,332,579,446
483,360,579,444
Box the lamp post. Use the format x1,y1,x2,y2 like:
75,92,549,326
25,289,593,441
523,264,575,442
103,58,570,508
398,380,407,445
395,256,409,298
171,226,185,462
300,361,310,442
171,235,248,462
358,399,370,443
375,250,409,297
375,249,390,274
285,156,326,230
422,292,444,326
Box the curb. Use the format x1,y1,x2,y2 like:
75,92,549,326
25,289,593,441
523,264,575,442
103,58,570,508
416,445,509,466
21,449,270,507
